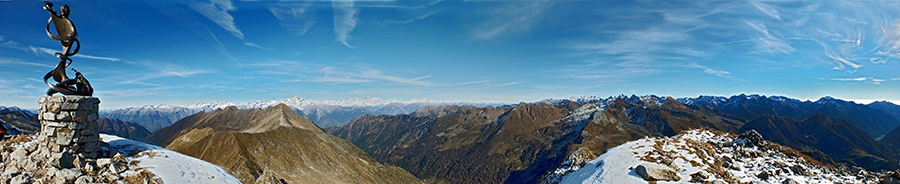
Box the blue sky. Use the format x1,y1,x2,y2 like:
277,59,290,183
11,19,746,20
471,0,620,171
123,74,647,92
2,0,900,109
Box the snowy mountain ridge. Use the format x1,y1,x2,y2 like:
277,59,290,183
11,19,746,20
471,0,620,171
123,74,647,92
186,96,507,112
555,129,883,184
102,96,510,130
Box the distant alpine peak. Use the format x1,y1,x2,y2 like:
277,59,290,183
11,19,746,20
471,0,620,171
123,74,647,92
112,96,506,113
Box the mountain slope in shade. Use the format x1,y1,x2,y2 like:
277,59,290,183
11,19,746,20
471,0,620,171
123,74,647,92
872,101,900,154
678,94,900,138
329,101,583,184
97,117,152,141
146,104,423,184
742,114,897,170
869,101,900,123
0,106,40,135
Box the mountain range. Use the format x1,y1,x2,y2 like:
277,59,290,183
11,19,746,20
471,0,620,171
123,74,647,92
675,94,900,139
5,93,900,183
0,106,152,141
102,96,504,132
327,94,900,183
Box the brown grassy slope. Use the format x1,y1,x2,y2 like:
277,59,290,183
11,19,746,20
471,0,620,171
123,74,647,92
174,126,421,184
330,102,583,184
148,103,423,184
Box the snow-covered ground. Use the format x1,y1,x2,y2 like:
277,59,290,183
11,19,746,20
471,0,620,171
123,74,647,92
559,129,872,184
100,134,241,184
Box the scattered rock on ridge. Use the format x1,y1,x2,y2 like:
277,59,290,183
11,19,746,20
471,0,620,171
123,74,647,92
635,163,680,181
689,171,708,182
556,129,888,184
0,134,163,183
734,129,768,149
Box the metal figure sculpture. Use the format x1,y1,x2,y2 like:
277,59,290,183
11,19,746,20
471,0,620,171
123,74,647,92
42,1,92,96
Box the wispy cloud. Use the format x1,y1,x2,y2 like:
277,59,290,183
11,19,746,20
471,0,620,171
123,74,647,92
188,0,244,39
251,60,434,86
152,3,239,63
453,80,490,86
75,54,121,62
0,36,22,50
269,2,316,35
384,11,438,24
0,57,52,68
830,77,867,81
746,21,796,54
120,64,213,86
0,78,40,100
483,81,520,88
244,42,267,49
824,77,886,84
557,1,727,82
95,86,175,98
824,50,862,71
688,63,731,77
312,77,374,84
878,21,900,59
472,0,551,40
355,69,432,86
333,0,359,48
30,46,122,62
750,0,780,20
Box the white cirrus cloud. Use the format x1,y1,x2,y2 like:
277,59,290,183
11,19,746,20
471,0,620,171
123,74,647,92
472,0,551,40
188,0,243,39
333,0,359,48
688,63,732,77
270,2,317,36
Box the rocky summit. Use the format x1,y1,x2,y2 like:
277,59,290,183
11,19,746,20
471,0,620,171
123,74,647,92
0,134,160,183
146,103,423,184
557,129,889,183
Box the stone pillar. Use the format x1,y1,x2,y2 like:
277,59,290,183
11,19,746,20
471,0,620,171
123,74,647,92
37,96,101,168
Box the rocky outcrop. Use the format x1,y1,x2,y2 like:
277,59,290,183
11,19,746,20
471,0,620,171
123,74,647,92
0,96,164,183
558,129,888,183
0,134,161,183
635,163,680,181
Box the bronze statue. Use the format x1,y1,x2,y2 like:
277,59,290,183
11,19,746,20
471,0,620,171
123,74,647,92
42,1,92,96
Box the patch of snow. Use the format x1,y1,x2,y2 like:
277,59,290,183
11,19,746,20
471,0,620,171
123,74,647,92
101,134,241,184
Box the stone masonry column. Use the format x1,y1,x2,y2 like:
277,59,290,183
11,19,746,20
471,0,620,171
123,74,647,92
37,96,101,168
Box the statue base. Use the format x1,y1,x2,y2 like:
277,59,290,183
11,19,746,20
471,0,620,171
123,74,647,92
37,95,101,168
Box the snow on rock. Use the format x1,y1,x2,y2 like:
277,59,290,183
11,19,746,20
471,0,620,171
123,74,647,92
101,134,241,184
559,129,881,184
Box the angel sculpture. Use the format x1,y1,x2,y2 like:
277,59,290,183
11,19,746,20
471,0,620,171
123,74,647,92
42,1,93,96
